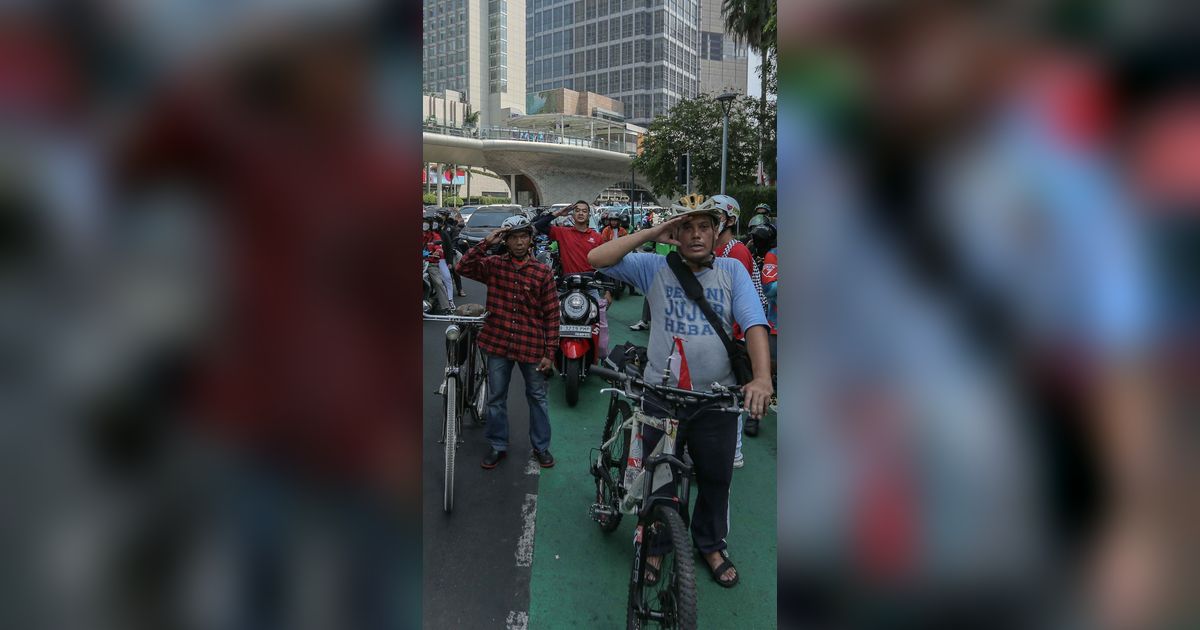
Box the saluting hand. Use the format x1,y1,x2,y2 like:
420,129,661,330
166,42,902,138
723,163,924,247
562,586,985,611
484,227,509,247
651,215,687,248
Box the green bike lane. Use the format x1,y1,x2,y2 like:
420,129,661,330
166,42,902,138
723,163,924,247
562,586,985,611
528,294,778,628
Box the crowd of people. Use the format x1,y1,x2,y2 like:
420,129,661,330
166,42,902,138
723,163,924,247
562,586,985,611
422,208,467,315
443,190,779,587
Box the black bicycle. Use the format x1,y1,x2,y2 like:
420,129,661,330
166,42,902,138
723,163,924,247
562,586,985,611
426,307,488,512
588,362,744,629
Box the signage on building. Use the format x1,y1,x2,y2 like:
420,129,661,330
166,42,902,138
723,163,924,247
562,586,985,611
422,167,466,185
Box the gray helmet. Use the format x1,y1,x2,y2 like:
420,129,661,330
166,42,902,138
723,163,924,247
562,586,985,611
500,214,533,235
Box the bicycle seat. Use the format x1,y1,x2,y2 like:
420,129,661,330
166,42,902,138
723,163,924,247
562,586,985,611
455,303,486,317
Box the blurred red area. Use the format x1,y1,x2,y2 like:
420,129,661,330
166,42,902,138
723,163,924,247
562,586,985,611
1,2,423,629
775,0,1198,628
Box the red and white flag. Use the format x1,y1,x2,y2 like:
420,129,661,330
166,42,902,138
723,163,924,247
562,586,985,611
667,336,692,390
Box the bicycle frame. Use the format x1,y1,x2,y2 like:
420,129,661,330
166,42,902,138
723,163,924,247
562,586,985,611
597,409,693,523
426,312,488,440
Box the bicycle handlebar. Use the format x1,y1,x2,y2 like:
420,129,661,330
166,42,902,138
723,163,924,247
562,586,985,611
591,365,743,409
589,365,627,383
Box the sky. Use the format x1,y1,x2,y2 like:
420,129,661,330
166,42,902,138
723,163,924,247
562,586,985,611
747,49,762,98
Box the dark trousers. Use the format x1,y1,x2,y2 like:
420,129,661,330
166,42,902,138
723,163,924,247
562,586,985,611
449,251,463,294
641,297,652,324
640,402,738,555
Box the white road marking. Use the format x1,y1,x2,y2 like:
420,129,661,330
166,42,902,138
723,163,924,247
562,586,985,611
524,457,541,476
505,610,529,630
515,493,538,568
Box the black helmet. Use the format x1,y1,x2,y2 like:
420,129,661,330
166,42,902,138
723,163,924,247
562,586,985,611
748,223,777,256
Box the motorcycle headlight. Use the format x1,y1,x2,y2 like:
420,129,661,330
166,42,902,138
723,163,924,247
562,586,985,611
445,324,461,341
563,293,588,320
589,302,598,319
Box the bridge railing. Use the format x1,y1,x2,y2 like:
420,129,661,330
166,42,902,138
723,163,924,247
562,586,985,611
424,122,636,156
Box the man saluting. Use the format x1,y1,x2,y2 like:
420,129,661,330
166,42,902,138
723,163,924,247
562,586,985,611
456,215,560,469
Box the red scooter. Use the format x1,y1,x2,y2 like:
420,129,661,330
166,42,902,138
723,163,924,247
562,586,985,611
557,273,614,406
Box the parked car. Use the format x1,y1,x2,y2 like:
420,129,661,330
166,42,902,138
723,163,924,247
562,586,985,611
459,204,525,249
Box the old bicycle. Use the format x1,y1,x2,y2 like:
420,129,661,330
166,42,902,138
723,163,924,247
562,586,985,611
426,305,488,512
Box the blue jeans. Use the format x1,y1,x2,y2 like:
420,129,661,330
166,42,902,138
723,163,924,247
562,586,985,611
438,260,454,305
484,353,551,452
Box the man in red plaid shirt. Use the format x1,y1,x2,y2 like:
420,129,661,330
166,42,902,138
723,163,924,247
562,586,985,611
457,215,560,469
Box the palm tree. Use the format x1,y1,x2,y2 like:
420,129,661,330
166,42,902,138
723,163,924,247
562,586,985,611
722,0,775,183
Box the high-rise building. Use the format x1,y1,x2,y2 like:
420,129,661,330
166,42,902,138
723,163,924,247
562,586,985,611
698,0,748,96
524,0,701,127
423,0,527,128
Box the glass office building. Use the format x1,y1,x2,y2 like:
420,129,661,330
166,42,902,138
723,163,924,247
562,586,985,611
424,0,527,127
524,0,701,126
698,0,747,96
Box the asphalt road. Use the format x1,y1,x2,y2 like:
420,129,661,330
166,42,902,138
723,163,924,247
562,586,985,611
421,276,778,629
421,277,542,629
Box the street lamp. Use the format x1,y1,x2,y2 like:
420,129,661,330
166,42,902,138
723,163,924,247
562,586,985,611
716,91,737,196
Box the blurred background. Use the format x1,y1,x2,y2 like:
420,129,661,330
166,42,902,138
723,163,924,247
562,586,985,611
1,1,423,629
5,0,1198,628
774,0,1197,628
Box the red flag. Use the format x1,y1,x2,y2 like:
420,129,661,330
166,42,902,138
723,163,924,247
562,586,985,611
668,336,692,390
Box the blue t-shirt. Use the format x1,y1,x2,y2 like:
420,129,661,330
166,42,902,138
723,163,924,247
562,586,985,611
600,254,767,388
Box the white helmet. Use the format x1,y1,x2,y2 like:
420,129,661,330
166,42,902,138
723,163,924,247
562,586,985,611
703,194,740,229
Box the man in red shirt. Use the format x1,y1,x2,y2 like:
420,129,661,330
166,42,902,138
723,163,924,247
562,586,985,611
533,199,609,358
457,215,560,469
709,196,767,339
707,195,769,450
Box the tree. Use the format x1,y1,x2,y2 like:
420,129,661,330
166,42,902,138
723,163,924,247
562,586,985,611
632,94,761,199
463,110,480,128
723,0,776,181
756,97,777,182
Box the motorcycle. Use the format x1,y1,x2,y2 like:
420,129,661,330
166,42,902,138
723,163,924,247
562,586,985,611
557,273,616,407
423,240,447,314
533,233,554,268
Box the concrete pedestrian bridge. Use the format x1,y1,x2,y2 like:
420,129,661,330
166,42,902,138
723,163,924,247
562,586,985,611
423,125,663,206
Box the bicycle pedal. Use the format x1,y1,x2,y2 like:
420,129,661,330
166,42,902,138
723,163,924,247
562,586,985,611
588,503,615,521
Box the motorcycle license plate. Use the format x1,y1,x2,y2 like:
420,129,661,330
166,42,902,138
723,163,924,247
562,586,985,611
559,324,592,337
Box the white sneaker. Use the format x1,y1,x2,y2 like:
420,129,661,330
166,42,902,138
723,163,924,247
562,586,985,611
733,453,744,469
629,320,648,331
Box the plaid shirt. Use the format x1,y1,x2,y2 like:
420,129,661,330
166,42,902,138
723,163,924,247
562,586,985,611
457,242,559,363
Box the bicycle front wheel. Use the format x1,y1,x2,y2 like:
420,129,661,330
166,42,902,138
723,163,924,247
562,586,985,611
595,399,631,533
627,505,697,629
443,375,459,512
